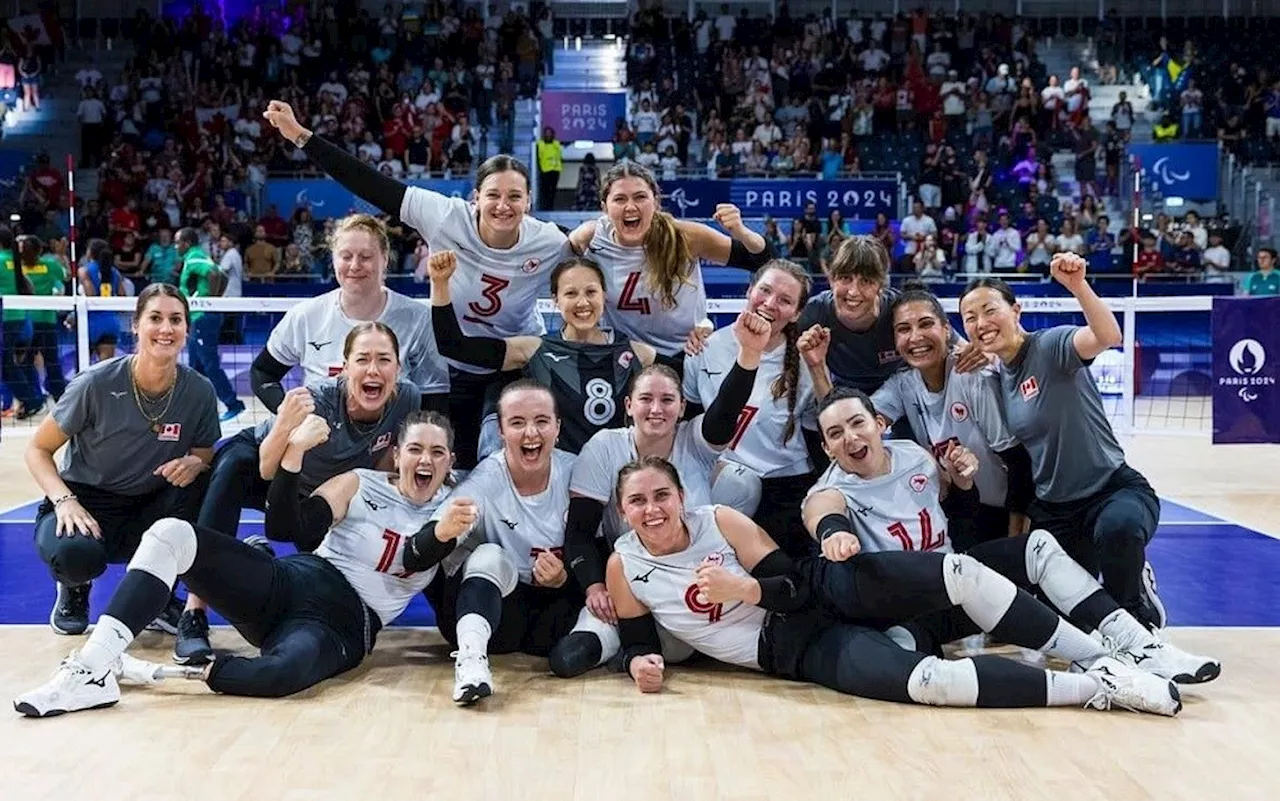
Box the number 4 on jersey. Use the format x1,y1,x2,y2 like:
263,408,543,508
616,271,651,315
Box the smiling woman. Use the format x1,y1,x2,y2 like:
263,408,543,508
427,250,655,454
173,323,420,666
24,284,221,641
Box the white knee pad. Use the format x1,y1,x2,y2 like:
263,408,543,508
942,553,1015,632
906,655,980,707
657,625,696,664
130,518,198,584
462,542,519,597
1024,528,1097,614
477,414,501,462
570,606,621,662
710,462,762,518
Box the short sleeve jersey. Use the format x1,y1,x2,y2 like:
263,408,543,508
872,360,1015,508
798,288,904,394
806,440,953,554
570,420,720,544
591,216,709,358
523,334,642,455
442,449,576,585
54,357,221,495
255,376,419,493
399,188,567,373
265,288,449,393
995,326,1125,502
614,505,767,670
683,326,816,478
315,469,453,625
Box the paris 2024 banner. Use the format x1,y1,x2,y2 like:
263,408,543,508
1213,296,1280,444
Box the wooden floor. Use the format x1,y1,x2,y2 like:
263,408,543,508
0,426,1277,800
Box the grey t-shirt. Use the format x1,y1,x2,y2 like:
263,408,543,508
54,357,221,495
997,325,1125,503
798,288,904,394
255,375,419,492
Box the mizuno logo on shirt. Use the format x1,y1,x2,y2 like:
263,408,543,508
632,567,657,583
363,496,385,512
545,353,570,362
110,391,128,398
702,368,722,377
852,504,873,516
308,340,332,351
500,518,518,530
588,244,606,253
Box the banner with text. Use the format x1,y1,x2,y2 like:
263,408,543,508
1128,142,1220,200
265,178,472,217
660,178,898,220
1212,296,1280,444
540,91,628,140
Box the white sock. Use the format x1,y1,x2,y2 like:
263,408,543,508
1046,671,1103,706
1042,619,1108,668
455,613,492,655
77,615,135,674
1097,608,1154,651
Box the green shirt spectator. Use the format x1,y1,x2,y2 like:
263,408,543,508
144,233,178,284
1245,248,1280,296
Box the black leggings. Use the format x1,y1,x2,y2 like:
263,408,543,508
1029,463,1159,626
197,429,270,538
34,477,207,586
110,524,374,698
447,367,523,471
455,575,583,657
755,473,818,559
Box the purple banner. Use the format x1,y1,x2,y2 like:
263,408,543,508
1212,296,1280,444
540,91,628,140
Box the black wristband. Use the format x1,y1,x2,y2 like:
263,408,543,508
726,237,775,271
403,522,458,572
815,512,854,542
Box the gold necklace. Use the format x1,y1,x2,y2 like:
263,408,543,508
131,357,177,433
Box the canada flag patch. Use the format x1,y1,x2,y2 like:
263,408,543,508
157,423,182,442
521,258,541,274
950,402,969,422
1020,376,1040,401
909,473,929,493
618,350,634,369
702,551,724,567
371,432,393,452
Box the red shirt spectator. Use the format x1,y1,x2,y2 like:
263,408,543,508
28,158,65,208
108,201,140,250
259,205,290,246
1133,243,1165,277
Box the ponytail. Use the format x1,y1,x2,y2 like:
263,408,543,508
774,321,802,445
642,210,693,309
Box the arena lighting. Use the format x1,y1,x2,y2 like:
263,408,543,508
572,140,596,148
8,213,19,222
1164,197,1185,207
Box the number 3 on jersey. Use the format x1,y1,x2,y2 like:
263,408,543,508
886,509,946,552
616,271,651,315
466,273,510,319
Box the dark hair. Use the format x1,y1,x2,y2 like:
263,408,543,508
600,160,692,310
750,259,813,445
815,386,879,428
133,283,190,326
10,235,37,296
889,281,948,328
87,238,113,265
826,235,890,286
959,276,1018,307
342,321,402,362
0,225,15,252
398,410,458,487
475,154,531,193
497,377,559,421
1261,247,1278,261
549,256,606,296
614,455,685,511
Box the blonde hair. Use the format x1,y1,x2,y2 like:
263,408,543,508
601,161,692,310
329,213,390,257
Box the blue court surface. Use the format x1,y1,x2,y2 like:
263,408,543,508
0,498,1277,628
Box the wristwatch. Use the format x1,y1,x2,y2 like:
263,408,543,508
295,131,312,149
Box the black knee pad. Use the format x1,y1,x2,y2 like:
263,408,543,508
547,631,604,679
49,537,108,586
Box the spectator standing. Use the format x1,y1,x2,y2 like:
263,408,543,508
535,126,562,211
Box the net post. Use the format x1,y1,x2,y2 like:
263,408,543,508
66,152,91,373
1120,296,1137,435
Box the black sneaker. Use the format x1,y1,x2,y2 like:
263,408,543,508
146,593,185,634
50,582,91,635
173,608,213,666
1138,560,1169,631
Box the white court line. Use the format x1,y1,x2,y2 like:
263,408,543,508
1163,495,1280,541
1158,521,1245,527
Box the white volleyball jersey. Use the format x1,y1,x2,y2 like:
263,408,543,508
807,440,954,554
570,419,721,544
872,360,1015,508
683,326,817,478
315,469,452,625
614,505,766,670
401,188,567,373
442,448,576,585
591,217,708,358
265,288,449,393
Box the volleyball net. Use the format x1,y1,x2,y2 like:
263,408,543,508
0,293,1221,437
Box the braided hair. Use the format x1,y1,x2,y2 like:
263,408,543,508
749,259,813,445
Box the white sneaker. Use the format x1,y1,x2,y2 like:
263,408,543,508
1084,656,1182,717
1117,635,1221,685
14,653,120,718
451,647,493,706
